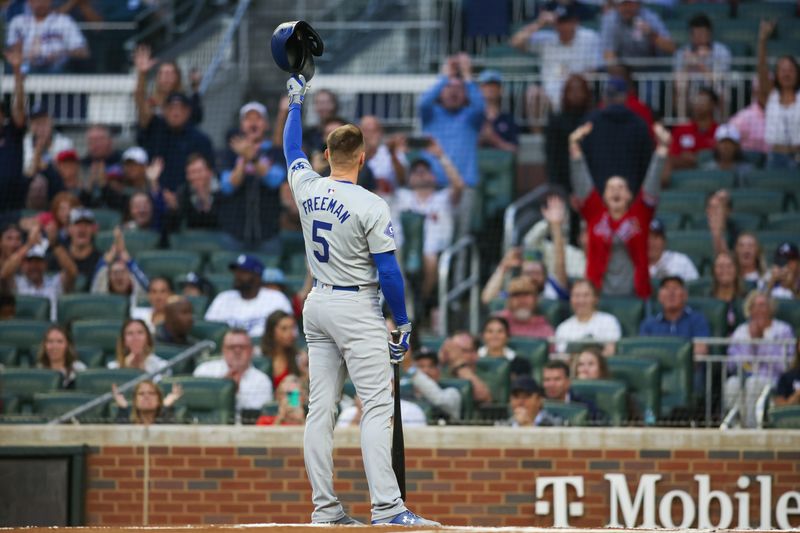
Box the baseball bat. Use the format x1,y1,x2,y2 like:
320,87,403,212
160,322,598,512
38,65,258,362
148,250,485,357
390,330,406,502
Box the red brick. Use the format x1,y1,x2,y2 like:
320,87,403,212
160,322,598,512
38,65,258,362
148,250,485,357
172,446,202,455
438,470,468,480
471,493,502,503
220,458,251,468
658,461,690,471
238,470,267,479
573,449,603,458
204,447,235,456
104,446,136,455
470,449,502,457
171,492,202,502
219,481,251,491
103,492,133,502
187,457,219,467
538,448,569,458
407,448,434,458
453,459,485,469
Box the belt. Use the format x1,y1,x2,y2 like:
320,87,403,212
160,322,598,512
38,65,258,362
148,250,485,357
313,279,359,292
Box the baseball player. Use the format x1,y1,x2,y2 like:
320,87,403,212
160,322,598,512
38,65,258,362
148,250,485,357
283,75,440,527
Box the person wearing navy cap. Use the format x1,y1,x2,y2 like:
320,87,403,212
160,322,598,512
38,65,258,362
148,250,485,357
477,69,518,152
508,376,563,427
648,218,699,283
767,242,800,300
204,254,293,337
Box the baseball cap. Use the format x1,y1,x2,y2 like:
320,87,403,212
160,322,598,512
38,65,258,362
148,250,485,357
261,267,286,285
25,241,48,260
511,376,543,396
649,218,666,237
715,124,741,144
545,1,579,21
69,207,95,225
30,103,49,119
56,149,79,163
774,242,800,267
605,77,629,98
508,276,536,296
229,254,265,276
165,91,191,107
413,346,439,365
122,146,149,165
659,275,685,288
240,101,268,120
477,69,503,85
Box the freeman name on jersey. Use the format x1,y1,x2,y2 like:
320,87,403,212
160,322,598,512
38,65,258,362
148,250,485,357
301,195,351,224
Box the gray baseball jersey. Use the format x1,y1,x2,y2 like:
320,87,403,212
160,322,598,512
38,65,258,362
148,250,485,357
288,157,396,286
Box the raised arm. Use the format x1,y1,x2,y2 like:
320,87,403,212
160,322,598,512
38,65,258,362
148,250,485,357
641,123,671,203
568,122,595,202
756,20,775,104
133,45,156,128
541,195,568,291
428,139,464,204
510,11,554,51
419,75,449,123
283,76,309,165
4,47,26,129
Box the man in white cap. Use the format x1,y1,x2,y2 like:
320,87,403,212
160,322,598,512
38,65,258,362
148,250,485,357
121,146,149,190
702,123,753,184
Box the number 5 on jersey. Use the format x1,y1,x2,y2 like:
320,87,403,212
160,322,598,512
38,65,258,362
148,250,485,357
312,219,333,263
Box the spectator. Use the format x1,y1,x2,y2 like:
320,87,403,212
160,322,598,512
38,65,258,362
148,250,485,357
37,325,85,388
477,70,518,152
545,74,594,196
438,331,492,405
600,0,675,67
90,227,148,305
204,254,292,338
522,194,581,282
123,192,157,231
0,292,16,320
0,48,27,213
259,375,308,426
482,248,567,304
555,280,622,355
261,267,311,320
51,207,101,289
734,232,766,285
702,124,754,185
359,115,408,195
775,340,800,407
163,154,220,232
639,276,710,356
419,52,484,245
581,78,653,193
81,124,121,183
33,191,78,245
133,45,203,125
23,104,74,178
108,319,169,379
0,227,76,320
647,219,699,283
706,189,740,258
310,116,376,191
710,251,746,335
178,271,214,300
508,376,562,427
131,276,172,332
668,87,719,171
766,242,800,300
5,0,88,73
406,347,462,422
120,147,149,191
542,360,600,421
392,150,463,307
112,380,181,425
194,328,274,412
478,316,516,360
155,295,197,346
573,345,609,380
137,91,214,192
510,2,600,130
495,276,556,339
729,77,767,155
259,310,302,391
303,89,339,152
569,122,671,298
606,64,654,133
338,386,426,428
757,21,800,169
219,102,286,251
726,291,795,427
0,224,23,292
47,150,82,199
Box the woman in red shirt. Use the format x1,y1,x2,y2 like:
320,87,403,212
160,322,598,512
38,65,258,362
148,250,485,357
260,310,304,390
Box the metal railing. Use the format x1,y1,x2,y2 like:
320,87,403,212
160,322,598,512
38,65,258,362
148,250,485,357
437,236,480,336
198,0,251,96
48,340,215,425
502,184,550,255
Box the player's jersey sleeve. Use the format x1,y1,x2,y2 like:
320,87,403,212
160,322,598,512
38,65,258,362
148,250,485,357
362,198,397,254
287,158,319,194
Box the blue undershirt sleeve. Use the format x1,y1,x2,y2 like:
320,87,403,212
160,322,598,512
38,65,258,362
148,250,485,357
372,251,409,327
283,104,307,165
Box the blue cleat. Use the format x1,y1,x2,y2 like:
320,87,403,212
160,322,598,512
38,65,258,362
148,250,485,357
372,510,441,526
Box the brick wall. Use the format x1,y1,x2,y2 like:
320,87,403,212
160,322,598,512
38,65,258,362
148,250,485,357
4,426,799,528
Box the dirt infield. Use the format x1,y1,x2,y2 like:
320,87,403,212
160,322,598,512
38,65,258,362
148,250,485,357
0,526,783,533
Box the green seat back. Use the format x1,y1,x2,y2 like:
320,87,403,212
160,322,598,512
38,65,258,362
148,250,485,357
0,345,19,367
659,191,706,216
769,405,800,429
161,376,235,424
15,295,51,321
187,295,209,317
419,334,446,354
478,149,515,222
608,357,661,418
75,368,145,394
72,319,124,358
476,357,511,405
169,230,228,256
207,251,280,273
0,320,50,363
538,299,569,328
747,169,797,193
775,299,800,331
283,253,307,276
96,229,159,255
653,211,684,231
687,297,728,338
617,337,693,415
729,189,786,215
58,294,128,323
204,273,233,294
154,343,194,375
2,392,19,414
597,296,645,337
759,232,799,259
670,169,734,192
438,378,473,420
92,208,122,231
686,277,712,297
400,211,425,275
76,346,105,368
33,392,106,422
508,337,548,381
279,231,306,258
0,369,62,413
542,400,588,427
687,212,761,233
765,213,800,232
667,230,713,274
136,250,202,280
251,355,273,376
570,379,628,426
191,320,229,345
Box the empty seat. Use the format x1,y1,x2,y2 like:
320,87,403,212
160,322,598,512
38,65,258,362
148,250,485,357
186,295,209,317
542,400,588,427
160,376,235,424
667,230,713,274
191,320,229,345
136,250,202,280
508,337,548,381
33,392,105,422
283,253,307,276
659,191,706,216
2,392,19,414
670,169,734,192
14,295,51,321
687,212,761,232
0,320,50,364
607,357,661,418
75,368,145,394
76,346,105,368
0,369,62,413
207,251,280,273
729,189,786,215
92,208,122,231
0,345,18,367
476,357,511,405
570,379,628,426
437,378,474,420
775,299,800,331
687,297,728,337
686,277,712,297
58,294,128,324
96,229,159,256
769,405,800,429
169,230,228,256
597,296,645,337
72,319,124,359
478,149,515,223
758,231,799,258
653,211,684,231
765,213,800,232
419,334,446,354
204,273,233,293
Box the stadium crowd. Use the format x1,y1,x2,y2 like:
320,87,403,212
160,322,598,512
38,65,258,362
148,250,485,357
0,0,799,428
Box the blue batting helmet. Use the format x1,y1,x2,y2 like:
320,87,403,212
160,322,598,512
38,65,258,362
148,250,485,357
271,20,324,81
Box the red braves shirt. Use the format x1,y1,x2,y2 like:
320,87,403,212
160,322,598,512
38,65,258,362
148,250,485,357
669,121,718,156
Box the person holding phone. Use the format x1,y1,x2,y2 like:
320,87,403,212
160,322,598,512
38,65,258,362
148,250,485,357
256,375,306,426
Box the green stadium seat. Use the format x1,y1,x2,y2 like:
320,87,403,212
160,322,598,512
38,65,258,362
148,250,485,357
484,44,527,58
673,2,731,20
538,299,569,328
653,211,684,231
191,320,229,345
765,39,800,60
96,229,159,256
169,230,228,256
747,169,798,195
283,275,306,294
687,297,728,338
186,295,209,317
419,334,446,353
687,212,761,232
769,405,800,429
0,369,62,413
261,401,279,416
666,230,713,275
542,400,588,427
75,368,145,394
400,211,425,276
71,319,124,359
283,253,307,276
2,392,19,414
33,392,105,422
686,277,712,297
478,149,515,222
251,355,272,376
617,337,693,416
92,208,122,231
597,296,645,337
0,345,18,367
488,298,505,313
775,299,800,331
0,320,49,364
738,2,795,20
608,357,661,418
136,250,202,280
207,251,280,273
154,343,194,375
759,232,799,259
76,346,105,368
508,337,548,381
15,295,51,321
765,213,800,232
670,169,734,192
659,191,706,216
570,379,628,426
476,357,511,405
729,189,787,215
58,294,128,324
161,376,235,424
438,378,474,420
205,273,234,293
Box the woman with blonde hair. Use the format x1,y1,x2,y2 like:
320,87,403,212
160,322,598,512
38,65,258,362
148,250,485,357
37,325,86,388
709,251,746,335
108,319,169,381
112,380,182,424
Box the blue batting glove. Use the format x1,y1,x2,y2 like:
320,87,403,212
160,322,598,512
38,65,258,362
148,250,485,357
389,324,412,365
287,74,308,106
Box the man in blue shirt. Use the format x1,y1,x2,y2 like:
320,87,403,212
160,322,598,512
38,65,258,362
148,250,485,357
639,275,710,356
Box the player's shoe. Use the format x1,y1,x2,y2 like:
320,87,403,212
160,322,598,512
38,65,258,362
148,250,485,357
315,514,363,525
372,510,441,526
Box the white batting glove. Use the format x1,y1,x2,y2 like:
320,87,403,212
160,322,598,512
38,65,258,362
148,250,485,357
389,323,412,365
287,75,308,106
